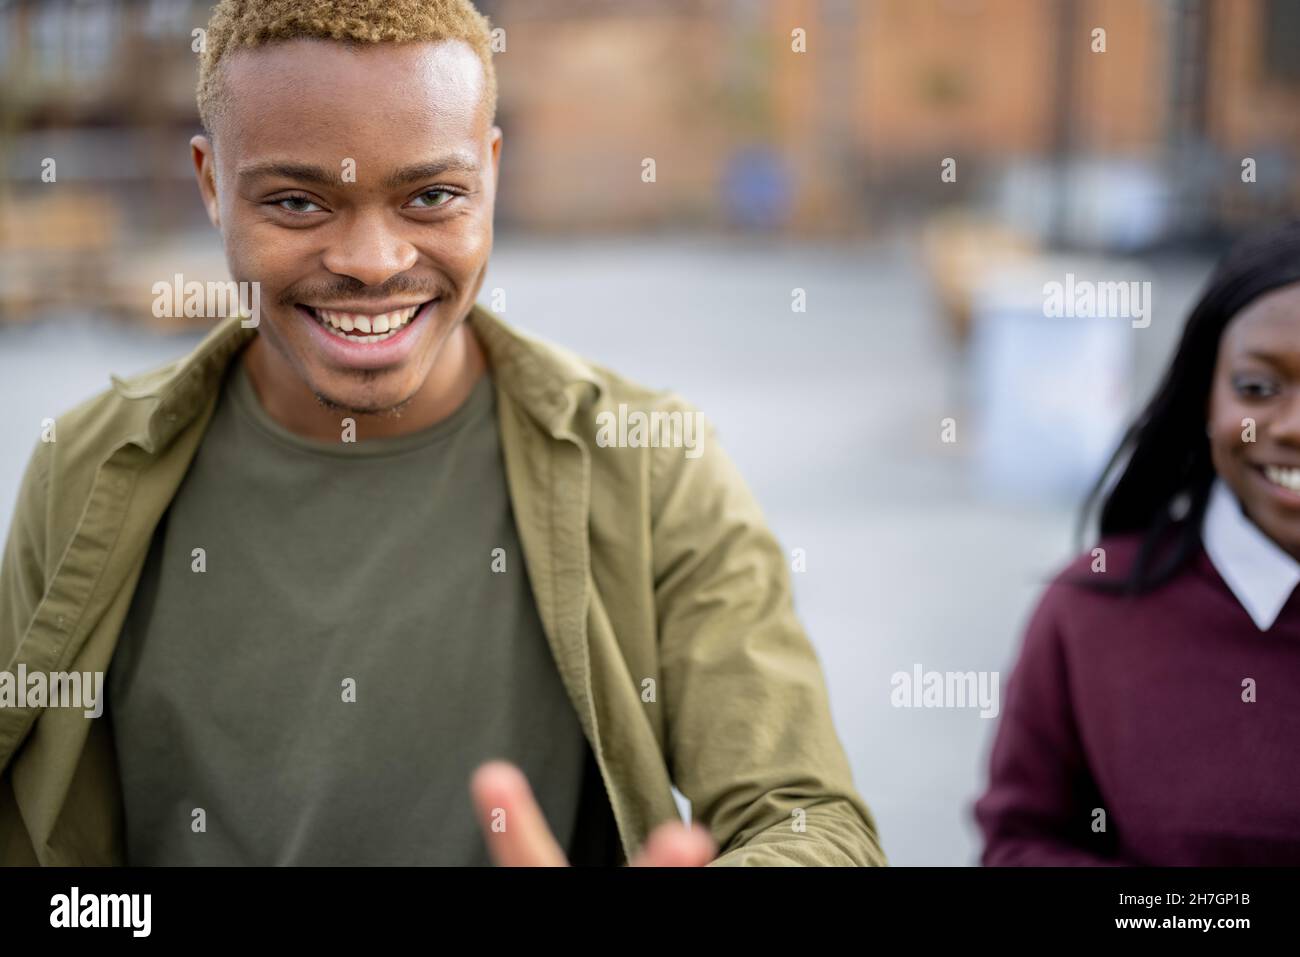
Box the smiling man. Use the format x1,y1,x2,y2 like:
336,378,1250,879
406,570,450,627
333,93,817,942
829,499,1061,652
0,0,884,867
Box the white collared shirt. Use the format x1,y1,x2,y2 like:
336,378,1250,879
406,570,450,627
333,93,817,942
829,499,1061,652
1202,477,1300,631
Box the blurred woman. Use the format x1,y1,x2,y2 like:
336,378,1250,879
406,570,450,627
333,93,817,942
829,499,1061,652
975,222,1300,865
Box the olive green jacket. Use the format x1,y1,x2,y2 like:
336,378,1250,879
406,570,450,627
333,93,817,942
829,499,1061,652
0,305,885,867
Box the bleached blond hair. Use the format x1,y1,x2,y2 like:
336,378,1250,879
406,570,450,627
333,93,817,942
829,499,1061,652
197,0,497,135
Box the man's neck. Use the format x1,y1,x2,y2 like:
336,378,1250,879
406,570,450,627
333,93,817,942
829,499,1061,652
239,320,489,443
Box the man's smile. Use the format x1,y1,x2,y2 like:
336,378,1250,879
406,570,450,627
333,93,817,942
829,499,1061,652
295,297,442,369
300,300,436,343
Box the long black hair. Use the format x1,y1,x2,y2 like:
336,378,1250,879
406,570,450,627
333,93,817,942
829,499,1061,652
1077,220,1300,594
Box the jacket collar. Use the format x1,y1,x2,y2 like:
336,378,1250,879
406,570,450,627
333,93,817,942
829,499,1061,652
467,304,605,436
109,304,605,453
1202,477,1300,631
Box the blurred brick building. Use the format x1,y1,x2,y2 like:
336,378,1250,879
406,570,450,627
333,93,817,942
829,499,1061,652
1,0,1300,262
479,0,1300,237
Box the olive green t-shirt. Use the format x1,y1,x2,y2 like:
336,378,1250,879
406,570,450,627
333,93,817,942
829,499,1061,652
107,353,606,865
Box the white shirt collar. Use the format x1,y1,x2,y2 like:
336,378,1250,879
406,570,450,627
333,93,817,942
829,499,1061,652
1201,477,1300,631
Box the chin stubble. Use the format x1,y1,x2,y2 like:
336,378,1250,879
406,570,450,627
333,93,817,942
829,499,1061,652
312,367,417,418
312,388,416,419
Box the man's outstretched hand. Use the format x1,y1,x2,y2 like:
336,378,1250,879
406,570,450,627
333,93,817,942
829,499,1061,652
470,760,717,866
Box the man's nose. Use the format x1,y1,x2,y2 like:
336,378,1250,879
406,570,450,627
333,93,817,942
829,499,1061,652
321,211,419,287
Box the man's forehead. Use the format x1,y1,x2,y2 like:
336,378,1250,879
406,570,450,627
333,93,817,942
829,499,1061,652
218,36,488,138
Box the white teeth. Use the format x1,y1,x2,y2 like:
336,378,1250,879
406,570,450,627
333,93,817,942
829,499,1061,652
310,303,425,343
1265,466,1300,492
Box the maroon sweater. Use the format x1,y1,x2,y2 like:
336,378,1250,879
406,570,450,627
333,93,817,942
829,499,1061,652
975,532,1300,865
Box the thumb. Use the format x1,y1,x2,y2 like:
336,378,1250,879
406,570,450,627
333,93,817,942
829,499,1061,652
470,760,569,867
631,821,717,867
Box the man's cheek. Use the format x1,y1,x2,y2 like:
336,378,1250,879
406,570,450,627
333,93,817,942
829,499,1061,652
223,242,259,287
433,222,490,273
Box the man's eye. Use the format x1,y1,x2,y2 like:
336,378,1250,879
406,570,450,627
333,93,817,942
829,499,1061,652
410,189,454,209
274,196,322,213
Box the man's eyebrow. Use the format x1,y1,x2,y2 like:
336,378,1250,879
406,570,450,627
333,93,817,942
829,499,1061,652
237,161,337,188
382,156,481,189
236,156,481,190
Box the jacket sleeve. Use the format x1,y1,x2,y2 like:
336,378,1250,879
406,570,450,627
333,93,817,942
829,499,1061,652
1,440,50,673
973,582,1124,865
648,399,886,866
0,439,51,863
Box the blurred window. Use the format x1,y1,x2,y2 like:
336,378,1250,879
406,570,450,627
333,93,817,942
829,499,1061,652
1263,0,1300,83
69,0,114,85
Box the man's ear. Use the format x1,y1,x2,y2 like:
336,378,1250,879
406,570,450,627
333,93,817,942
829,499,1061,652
190,134,220,229
488,126,503,191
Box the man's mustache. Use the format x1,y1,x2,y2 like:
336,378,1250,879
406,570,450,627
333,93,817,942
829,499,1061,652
276,277,442,307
